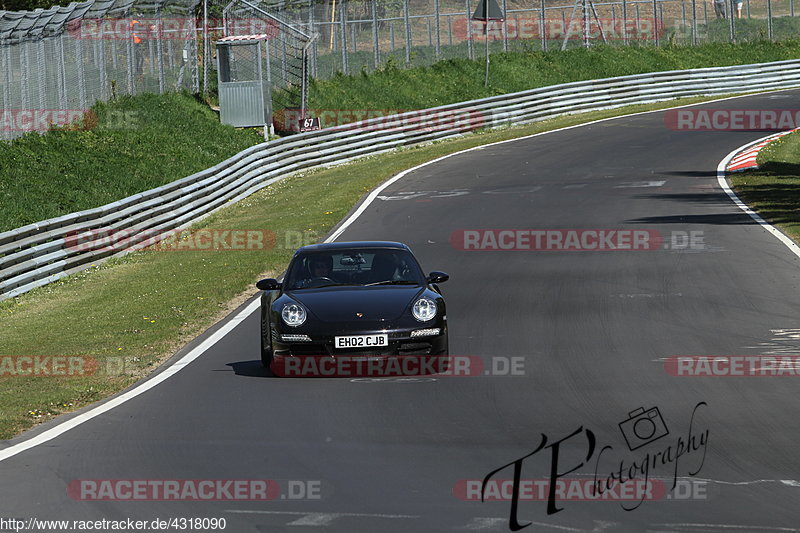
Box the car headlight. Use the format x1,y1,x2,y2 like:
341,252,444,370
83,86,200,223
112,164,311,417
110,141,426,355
281,303,307,327
412,297,437,322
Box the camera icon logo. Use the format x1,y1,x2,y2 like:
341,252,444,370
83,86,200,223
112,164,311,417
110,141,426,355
618,406,669,451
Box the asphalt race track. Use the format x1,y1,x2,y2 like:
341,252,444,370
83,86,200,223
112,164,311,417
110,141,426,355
3,90,800,532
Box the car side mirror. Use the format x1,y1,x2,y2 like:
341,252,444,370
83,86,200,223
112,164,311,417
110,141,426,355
256,278,281,291
427,271,449,284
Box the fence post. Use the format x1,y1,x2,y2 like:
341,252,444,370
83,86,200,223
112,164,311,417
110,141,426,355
99,27,108,100
448,15,453,45
265,39,272,84
167,40,174,71
703,0,708,30
652,0,658,46
3,46,11,111
127,30,135,95
340,0,349,73
728,0,736,42
301,44,309,115
37,39,46,110
622,0,628,45
20,42,30,112
75,36,86,110
190,20,199,93
148,36,155,76
681,0,687,35
111,37,118,70
501,0,508,51
371,0,380,67
767,0,773,40
612,5,617,40
157,9,166,93
308,0,318,78
434,0,441,58
691,0,697,44
1,46,7,142
404,0,412,65
203,0,209,95
583,0,590,48
466,0,474,60
281,31,289,86
540,0,547,50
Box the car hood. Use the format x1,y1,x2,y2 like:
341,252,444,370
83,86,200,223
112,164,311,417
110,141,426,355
287,285,426,322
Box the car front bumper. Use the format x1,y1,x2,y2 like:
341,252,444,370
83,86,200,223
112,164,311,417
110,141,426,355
270,327,448,377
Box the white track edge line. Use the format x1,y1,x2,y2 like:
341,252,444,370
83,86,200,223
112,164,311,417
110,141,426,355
0,299,260,462
717,133,800,261
2,88,797,463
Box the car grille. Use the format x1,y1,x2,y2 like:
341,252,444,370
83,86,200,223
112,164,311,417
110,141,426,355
397,342,433,355
287,341,433,357
288,344,331,356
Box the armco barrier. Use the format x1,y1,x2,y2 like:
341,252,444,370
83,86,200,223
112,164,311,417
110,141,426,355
3,59,800,300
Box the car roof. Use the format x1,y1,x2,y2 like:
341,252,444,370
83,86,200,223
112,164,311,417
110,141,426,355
293,241,412,254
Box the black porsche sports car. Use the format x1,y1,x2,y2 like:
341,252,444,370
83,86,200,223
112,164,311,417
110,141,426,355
256,241,449,376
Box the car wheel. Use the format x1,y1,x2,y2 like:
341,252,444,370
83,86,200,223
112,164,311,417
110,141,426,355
261,311,274,369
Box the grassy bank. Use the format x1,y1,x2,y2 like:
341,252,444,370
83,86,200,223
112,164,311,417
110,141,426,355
728,131,800,241
0,92,263,232
305,40,800,113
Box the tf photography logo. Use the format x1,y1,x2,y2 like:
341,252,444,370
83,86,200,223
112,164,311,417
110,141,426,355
476,402,709,530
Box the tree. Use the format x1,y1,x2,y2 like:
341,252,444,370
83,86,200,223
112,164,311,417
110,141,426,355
1,0,67,11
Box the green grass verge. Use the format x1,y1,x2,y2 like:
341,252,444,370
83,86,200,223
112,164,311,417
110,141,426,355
304,40,800,113
0,92,263,232
0,93,745,439
728,130,800,241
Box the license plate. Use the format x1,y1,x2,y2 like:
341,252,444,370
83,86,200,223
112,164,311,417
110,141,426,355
334,334,388,349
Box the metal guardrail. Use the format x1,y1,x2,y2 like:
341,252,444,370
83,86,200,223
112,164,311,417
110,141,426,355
3,58,800,301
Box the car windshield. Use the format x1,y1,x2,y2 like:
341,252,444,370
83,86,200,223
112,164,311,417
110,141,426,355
283,248,427,290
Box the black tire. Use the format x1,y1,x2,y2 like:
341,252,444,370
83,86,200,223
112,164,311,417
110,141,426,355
260,311,274,369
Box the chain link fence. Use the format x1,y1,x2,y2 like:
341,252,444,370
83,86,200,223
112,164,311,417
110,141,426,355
201,0,800,88
0,0,200,141
2,0,800,142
